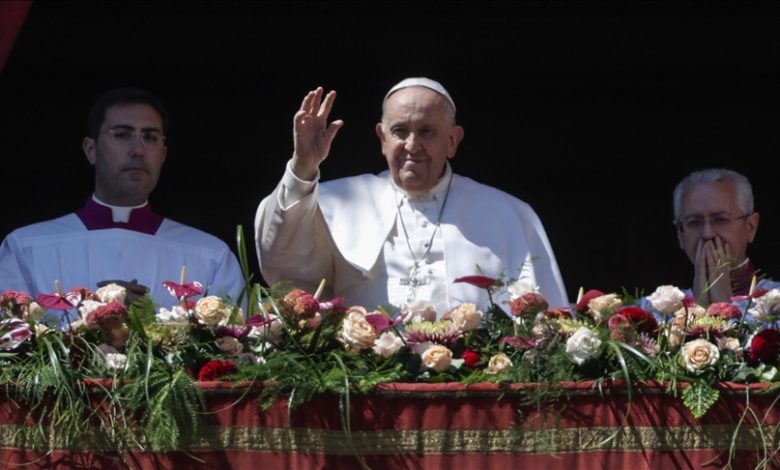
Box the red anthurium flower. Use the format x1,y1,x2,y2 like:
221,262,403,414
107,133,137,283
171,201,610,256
364,311,396,332
245,314,274,328
454,275,497,290
682,296,696,308
751,288,769,299
163,280,204,300
575,289,604,313
36,293,76,311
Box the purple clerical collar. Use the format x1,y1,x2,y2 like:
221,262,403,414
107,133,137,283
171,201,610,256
75,197,164,235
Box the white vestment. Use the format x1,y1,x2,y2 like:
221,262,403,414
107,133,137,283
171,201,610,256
256,163,568,314
0,214,244,307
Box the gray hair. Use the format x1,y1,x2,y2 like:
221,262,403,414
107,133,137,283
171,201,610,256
673,168,754,220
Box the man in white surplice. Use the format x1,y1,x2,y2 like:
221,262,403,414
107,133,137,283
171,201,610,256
255,78,568,315
0,88,243,306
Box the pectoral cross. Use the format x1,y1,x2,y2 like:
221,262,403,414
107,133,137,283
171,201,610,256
400,262,431,302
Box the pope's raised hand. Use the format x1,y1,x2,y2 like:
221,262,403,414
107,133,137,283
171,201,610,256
291,87,344,181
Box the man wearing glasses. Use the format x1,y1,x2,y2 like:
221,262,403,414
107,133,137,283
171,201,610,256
0,87,243,306
673,168,776,305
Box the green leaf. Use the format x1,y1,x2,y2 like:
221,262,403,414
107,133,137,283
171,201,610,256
682,381,720,419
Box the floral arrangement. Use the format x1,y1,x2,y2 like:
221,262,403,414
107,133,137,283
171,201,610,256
2,266,780,456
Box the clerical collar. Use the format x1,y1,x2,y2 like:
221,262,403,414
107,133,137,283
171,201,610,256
75,196,164,235
390,163,453,203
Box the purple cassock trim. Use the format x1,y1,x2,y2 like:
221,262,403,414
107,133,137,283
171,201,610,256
732,260,756,296
75,198,164,235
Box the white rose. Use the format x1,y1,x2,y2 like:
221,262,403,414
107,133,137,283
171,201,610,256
79,300,106,319
486,353,513,374
338,311,379,352
749,289,780,322
248,315,283,343
95,283,127,305
647,285,685,316
372,331,405,358
105,353,128,370
24,302,44,322
421,344,453,372
507,278,539,301
681,338,720,373
587,294,623,322
718,337,743,360
194,296,231,326
448,303,483,332
565,327,603,365
403,300,438,323
156,305,191,323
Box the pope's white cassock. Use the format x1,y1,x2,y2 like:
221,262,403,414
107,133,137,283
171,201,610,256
256,162,568,315
0,197,244,307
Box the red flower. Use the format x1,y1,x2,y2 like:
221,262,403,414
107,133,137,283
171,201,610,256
197,360,238,381
453,276,497,290
510,293,548,317
614,306,658,335
706,302,741,320
86,301,127,330
462,348,481,368
751,288,769,299
682,296,696,308
1,291,32,307
575,289,604,314
749,329,780,363
283,289,319,318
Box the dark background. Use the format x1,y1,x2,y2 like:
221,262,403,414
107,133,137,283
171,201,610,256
2,0,780,301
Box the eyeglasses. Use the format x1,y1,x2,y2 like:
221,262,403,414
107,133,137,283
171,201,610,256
100,127,166,149
675,213,751,232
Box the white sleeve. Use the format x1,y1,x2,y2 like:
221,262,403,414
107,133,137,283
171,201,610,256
254,161,335,293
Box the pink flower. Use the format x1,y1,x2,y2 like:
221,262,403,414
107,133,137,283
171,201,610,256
163,280,204,300
283,289,319,318
510,293,548,318
85,301,127,330
706,302,741,320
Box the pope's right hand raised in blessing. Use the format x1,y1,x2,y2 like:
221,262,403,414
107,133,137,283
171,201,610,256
291,87,344,181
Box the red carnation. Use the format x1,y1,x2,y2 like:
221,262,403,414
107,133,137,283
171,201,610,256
545,307,573,320
86,301,127,330
615,306,658,335
575,289,604,314
1,291,32,307
454,275,497,290
511,293,549,318
197,360,238,381
462,348,481,368
706,302,742,320
283,289,319,318
749,329,780,364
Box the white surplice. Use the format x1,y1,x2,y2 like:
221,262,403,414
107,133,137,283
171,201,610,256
256,162,568,315
0,214,244,307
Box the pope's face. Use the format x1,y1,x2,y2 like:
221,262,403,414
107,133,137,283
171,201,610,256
82,103,167,206
676,180,759,264
376,87,463,195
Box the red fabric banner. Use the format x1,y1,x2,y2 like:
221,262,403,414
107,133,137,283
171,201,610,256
0,0,32,75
